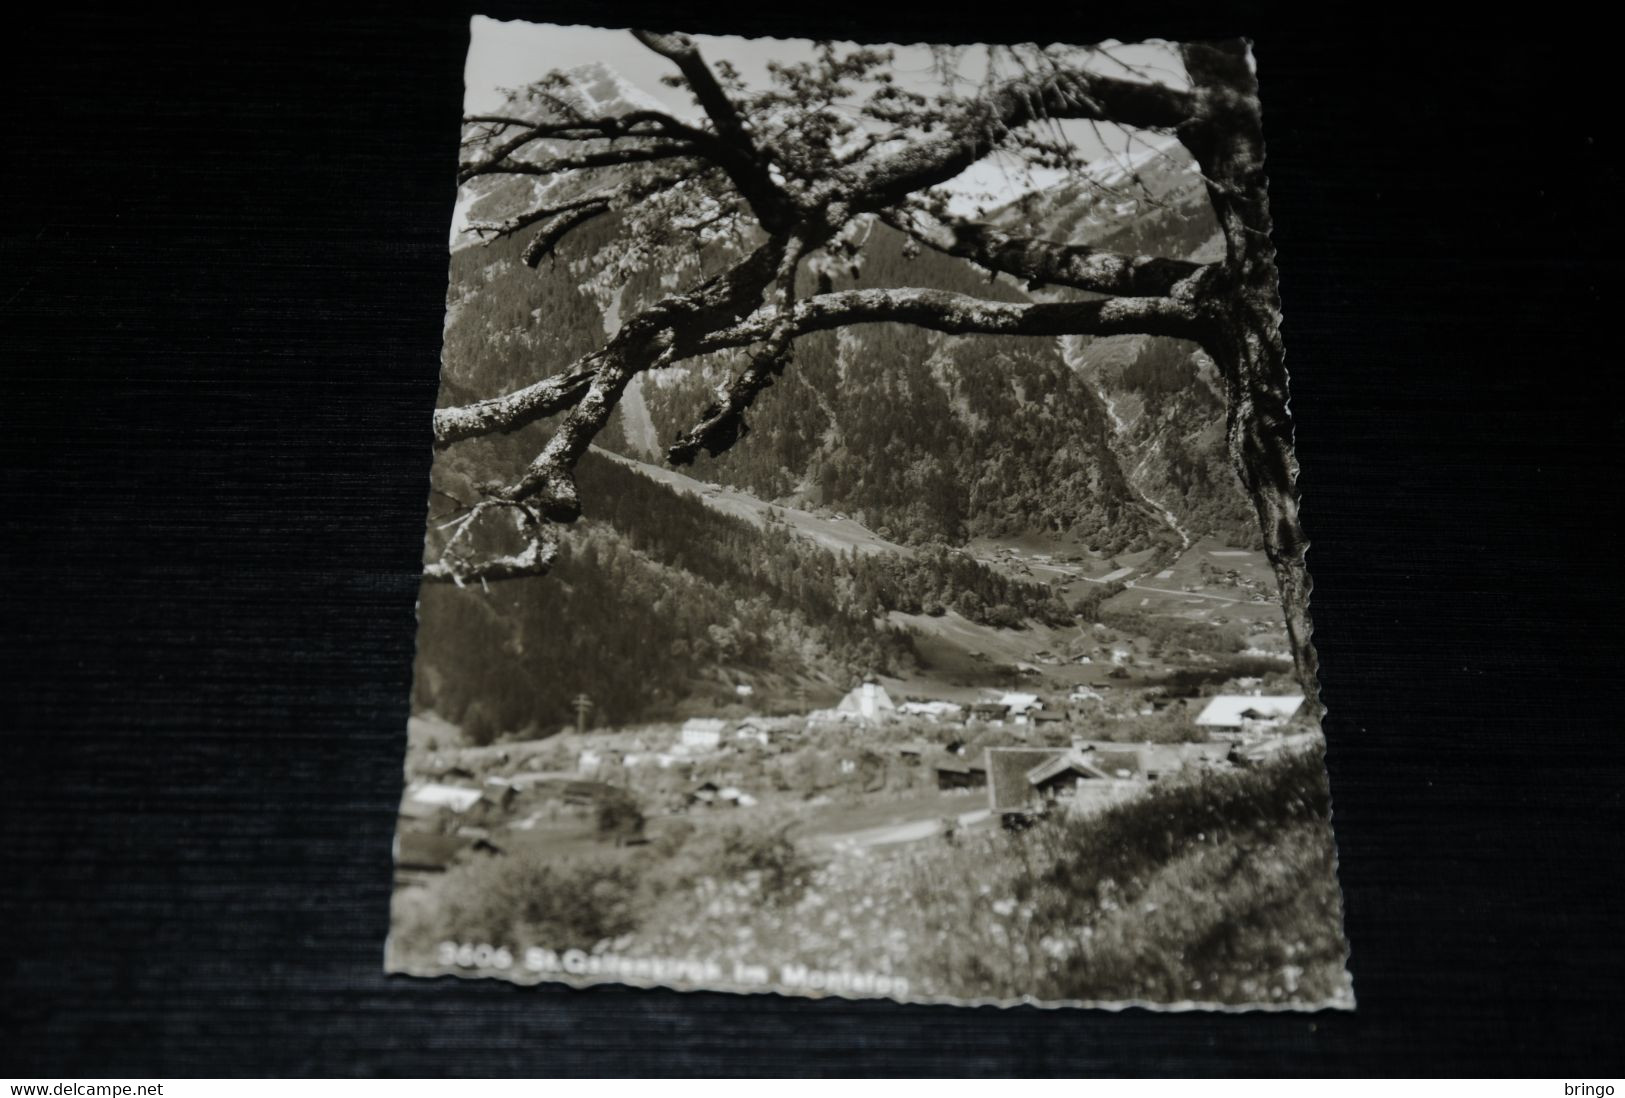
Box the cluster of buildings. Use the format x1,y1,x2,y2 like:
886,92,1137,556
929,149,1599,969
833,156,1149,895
393,683,1313,883
808,682,1088,729
920,690,1310,825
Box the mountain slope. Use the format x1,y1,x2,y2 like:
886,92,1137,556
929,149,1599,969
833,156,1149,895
1004,140,1260,548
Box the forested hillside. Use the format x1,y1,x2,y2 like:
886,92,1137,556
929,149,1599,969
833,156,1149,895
414,452,1069,736
614,224,1166,552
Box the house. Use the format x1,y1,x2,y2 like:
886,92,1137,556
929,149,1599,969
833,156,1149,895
899,700,963,722
985,747,1069,817
836,681,897,722
393,831,469,887
680,717,729,750
1026,751,1114,803
935,758,988,790
558,778,618,808
689,780,720,806
392,830,500,888
401,782,483,816
1031,710,1067,726
998,692,1042,715
1193,694,1305,736
1068,686,1103,703
734,722,770,747
894,739,931,763
987,744,1148,822
968,702,1010,723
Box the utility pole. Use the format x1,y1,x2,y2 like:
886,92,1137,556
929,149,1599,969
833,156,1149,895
572,693,594,735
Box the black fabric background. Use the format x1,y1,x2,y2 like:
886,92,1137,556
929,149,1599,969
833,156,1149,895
3,2,1620,1077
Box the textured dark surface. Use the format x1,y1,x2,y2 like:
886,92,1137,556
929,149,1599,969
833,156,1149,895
3,3,1621,1077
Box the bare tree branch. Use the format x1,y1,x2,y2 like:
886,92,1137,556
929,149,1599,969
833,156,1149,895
694,286,1204,350
840,67,1197,212
521,202,612,267
667,236,810,464
458,143,701,185
882,208,1213,298
631,30,799,231
432,268,1201,455
433,363,600,447
464,109,729,155
468,194,613,243
421,498,558,584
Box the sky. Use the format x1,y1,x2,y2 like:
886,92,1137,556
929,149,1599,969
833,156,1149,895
457,16,1190,222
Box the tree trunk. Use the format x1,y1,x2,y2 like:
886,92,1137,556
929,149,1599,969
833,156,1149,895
1180,42,1320,704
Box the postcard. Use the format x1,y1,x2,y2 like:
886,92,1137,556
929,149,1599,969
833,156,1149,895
386,15,1354,1010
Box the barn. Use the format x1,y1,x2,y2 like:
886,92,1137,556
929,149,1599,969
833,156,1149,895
985,747,1070,817
935,758,988,790
680,717,728,749
1025,751,1113,803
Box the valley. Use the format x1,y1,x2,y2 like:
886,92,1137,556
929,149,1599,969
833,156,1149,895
579,446,1289,717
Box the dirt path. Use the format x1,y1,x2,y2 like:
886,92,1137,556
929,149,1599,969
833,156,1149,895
816,808,992,852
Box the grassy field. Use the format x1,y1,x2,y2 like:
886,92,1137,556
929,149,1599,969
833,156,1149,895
389,747,1351,1007
593,446,909,558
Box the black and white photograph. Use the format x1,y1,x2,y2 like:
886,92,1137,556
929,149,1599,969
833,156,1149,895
386,16,1353,1010
9,0,1625,1078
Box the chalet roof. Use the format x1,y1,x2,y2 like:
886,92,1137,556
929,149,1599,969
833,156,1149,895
935,758,988,775
998,692,1041,711
1026,751,1111,786
1194,695,1305,726
985,747,1067,812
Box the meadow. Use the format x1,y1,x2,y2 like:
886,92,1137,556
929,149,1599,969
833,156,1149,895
389,746,1351,1007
